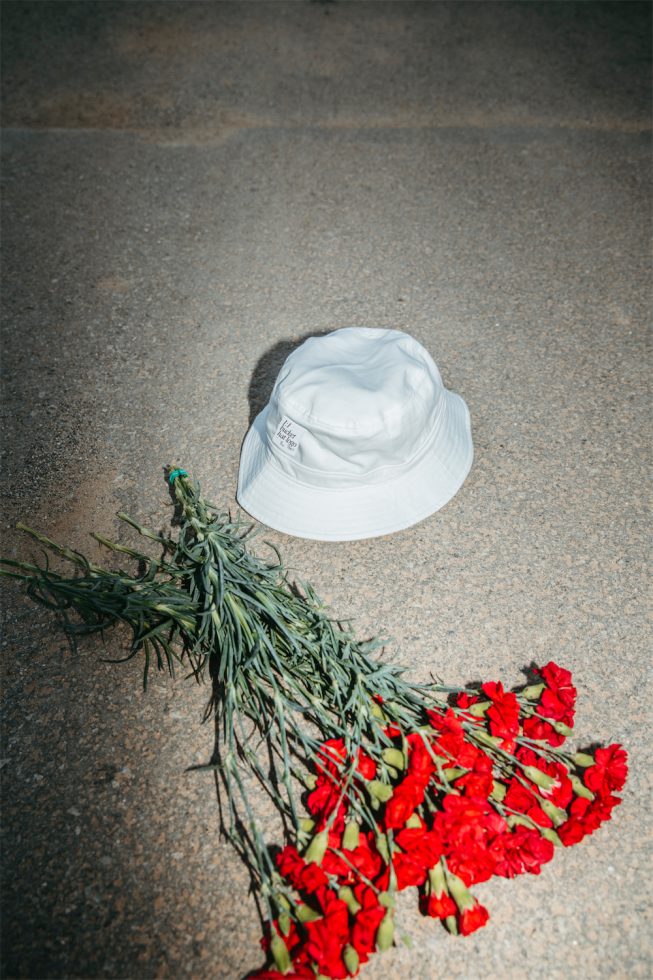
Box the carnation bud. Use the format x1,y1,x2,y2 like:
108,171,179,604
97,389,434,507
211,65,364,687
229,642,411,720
385,764,400,780
468,700,491,717
270,932,291,974
379,891,395,909
304,830,329,865
371,701,387,721
342,819,360,850
551,720,573,736
382,747,407,769
444,766,466,781
573,752,595,767
299,817,315,833
343,944,360,975
522,765,557,789
539,826,563,847
474,730,503,748
446,872,476,912
490,780,507,802
368,779,394,803
444,915,459,935
570,774,595,801
521,683,545,700
540,798,568,827
507,814,532,829
405,813,422,829
375,834,390,863
296,903,321,923
338,885,362,915
376,910,395,951
277,894,291,911
278,911,291,937
303,773,318,790
428,863,447,897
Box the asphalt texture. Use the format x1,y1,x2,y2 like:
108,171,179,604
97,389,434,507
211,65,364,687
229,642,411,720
1,3,651,979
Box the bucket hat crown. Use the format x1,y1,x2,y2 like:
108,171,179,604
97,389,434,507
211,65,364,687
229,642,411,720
237,327,473,541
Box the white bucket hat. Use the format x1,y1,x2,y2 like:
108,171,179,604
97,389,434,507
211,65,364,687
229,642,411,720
237,327,473,541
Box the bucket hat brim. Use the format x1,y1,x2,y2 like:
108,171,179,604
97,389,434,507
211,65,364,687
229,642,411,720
237,388,473,541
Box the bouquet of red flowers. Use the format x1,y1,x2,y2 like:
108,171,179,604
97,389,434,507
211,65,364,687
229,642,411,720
256,667,627,978
1,471,628,980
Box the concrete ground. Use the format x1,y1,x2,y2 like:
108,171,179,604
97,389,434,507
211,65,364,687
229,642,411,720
1,2,650,978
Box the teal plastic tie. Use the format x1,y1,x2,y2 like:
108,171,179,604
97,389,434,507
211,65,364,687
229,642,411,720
168,468,188,484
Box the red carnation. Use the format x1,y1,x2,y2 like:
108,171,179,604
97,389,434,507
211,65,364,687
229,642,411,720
434,796,506,885
307,775,346,828
322,833,383,884
517,748,573,810
446,871,491,935
406,732,437,784
544,763,573,811
437,793,507,840
558,792,621,845
430,715,487,772
482,681,520,744
504,776,552,829
586,792,622,826
356,747,378,781
557,816,587,846
384,774,425,830
456,691,481,711
421,890,457,919
304,893,350,979
522,713,564,747
454,737,489,771
392,822,443,889
276,844,304,882
394,827,443,869
572,792,621,834
320,847,351,881
315,739,346,776
492,826,555,878
584,744,628,795
458,900,490,936
454,753,494,798
394,852,429,889
537,661,577,727
427,708,465,762
350,834,385,881
276,845,329,897
351,885,386,964
540,662,577,710
446,841,497,887
257,918,312,978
